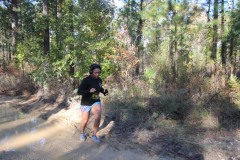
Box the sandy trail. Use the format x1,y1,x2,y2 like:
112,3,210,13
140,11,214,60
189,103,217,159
0,95,160,160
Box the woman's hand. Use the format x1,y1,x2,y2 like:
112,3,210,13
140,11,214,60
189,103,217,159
90,88,96,93
103,89,108,96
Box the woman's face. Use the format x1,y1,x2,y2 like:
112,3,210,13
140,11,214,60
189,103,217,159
92,68,101,79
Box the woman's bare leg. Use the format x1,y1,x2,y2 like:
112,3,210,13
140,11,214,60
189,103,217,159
91,104,101,135
80,111,90,134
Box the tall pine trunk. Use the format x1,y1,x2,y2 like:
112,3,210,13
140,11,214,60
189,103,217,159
221,0,226,65
174,16,178,80
211,0,218,60
69,1,75,78
207,0,211,22
55,0,63,58
11,0,19,60
167,1,176,82
43,0,49,55
229,0,235,76
135,0,144,76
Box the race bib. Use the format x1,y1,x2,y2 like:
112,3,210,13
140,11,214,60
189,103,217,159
92,92,100,100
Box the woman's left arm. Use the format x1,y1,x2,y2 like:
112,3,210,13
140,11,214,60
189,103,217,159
100,79,108,96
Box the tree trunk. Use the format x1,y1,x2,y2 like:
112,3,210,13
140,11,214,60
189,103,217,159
43,0,50,55
55,0,63,58
229,36,234,62
155,23,159,50
207,0,211,22
210,0,218,60
8,44,11,60
174,19,178,79
135,0,144,76
229,2,235,76
3,44,5,61
220,0,226,65
168,1,176,82
171,0,178,81
127,0,130,31
11,0,19,60
69,1,74,77
55,0,59,50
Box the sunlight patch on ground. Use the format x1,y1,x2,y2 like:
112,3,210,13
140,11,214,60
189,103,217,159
0,117,31,131
0,122,62,151
2,99,22,105
18,96,40,105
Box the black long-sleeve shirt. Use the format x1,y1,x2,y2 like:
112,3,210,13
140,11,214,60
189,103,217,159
77,75,105,105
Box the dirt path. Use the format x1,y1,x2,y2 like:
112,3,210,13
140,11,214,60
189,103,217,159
0,95,161,160
1,95,240,160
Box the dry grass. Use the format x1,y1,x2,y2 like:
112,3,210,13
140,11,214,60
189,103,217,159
0,65,36,96
201,113,219,129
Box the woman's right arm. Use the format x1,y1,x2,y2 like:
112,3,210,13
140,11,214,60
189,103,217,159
77,79,90,96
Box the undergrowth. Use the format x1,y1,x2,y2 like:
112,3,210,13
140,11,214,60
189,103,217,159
104,69,240,136
0,64,36,95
